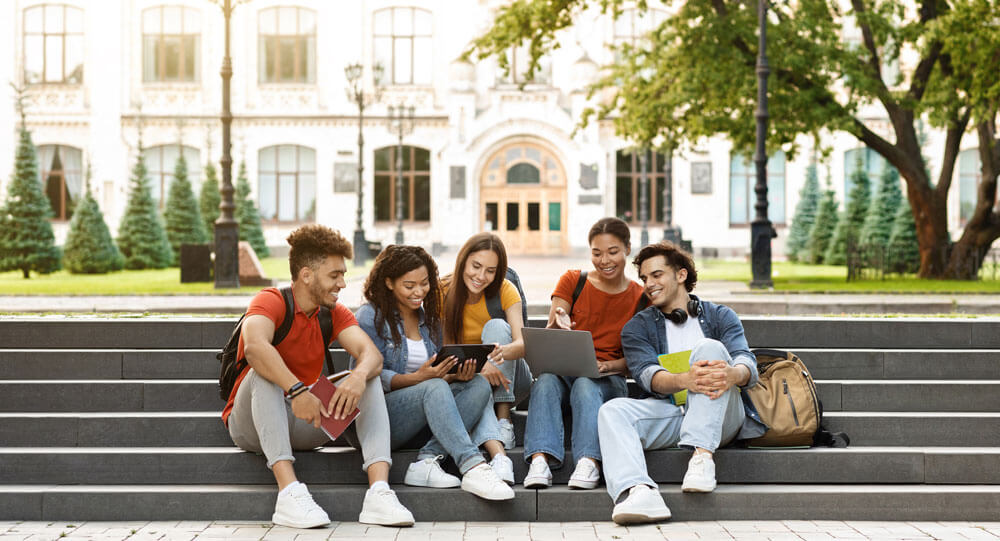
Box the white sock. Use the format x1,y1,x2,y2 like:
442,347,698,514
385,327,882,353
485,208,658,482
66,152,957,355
532,455,546,466
369,480,390,493
278,481,301,496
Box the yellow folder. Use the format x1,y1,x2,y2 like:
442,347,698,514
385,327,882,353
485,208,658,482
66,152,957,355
657,350,692,405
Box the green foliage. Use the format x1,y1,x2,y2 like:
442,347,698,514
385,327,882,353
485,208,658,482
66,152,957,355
0,128,61,278
199,161,220,240
825,161,872,265
163,153,208,262
860,167,902,247
888,199,920,274
63,180,123,274
787,163,821,262
807,181,839,264
117,150,172,269
235,161,269,258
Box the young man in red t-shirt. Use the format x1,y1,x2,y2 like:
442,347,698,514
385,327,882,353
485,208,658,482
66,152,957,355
223,225,413,528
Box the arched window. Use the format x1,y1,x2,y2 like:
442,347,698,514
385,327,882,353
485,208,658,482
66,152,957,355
507,163,540,184
498,42,552,85
844,147,894,204
142,145,201,209
23,4,84,84
258,6,316,83
142,5,201,82
37,144,83,220
729,152,786,226
373,7,432,85
373,146,430,222
258,144,315,222
615,149,667,224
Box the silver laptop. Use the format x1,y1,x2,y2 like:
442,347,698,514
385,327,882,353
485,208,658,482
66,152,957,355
522,327,605,378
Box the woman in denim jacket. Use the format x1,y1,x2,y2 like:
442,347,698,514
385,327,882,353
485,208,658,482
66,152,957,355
355,245,514,501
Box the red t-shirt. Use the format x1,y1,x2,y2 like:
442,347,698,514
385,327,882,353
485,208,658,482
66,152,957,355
551,270,644,362
221,287,358,425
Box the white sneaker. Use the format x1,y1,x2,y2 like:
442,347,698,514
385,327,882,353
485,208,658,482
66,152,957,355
359,486,414,527
461,463,515,500
489,454,515,485
611,485,672,525
567,458,600,490
404,456,461,488
272,482,330,529
497,418,516,450
681,452,717,493
522,457,552,489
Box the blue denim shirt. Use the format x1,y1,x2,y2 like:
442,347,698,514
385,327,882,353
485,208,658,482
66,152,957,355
621,297,766,439
354,303,441,392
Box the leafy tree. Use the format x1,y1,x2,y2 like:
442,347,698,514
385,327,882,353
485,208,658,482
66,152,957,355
235,161,269,257
163,152,208,262
117,150,172,269
63,167,123,274
888,199,920,274
467,0,1000,278
199,161,220,240
786,162,821,262
825,161,872,265
860,167,903,248
0,127,61,278
807,176,839,264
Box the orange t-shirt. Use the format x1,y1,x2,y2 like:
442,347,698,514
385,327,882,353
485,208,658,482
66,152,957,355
551,270,644,362
221,287,358,425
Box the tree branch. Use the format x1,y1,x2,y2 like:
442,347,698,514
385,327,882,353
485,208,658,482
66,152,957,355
935,109,972,198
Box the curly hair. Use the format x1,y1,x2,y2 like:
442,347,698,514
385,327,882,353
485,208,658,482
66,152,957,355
442,233,508,343
633,241,698,292
363,245,441,346
286,224,353,281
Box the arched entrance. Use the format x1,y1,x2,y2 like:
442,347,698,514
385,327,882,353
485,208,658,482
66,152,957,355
480,140,567,254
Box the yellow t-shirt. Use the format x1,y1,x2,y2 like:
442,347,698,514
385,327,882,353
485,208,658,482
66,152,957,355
460,279,521,344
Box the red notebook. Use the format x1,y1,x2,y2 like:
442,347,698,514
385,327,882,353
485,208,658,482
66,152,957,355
308,371,360,441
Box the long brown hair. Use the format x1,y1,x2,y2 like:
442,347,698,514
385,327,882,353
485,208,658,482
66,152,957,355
442,233,508,343
363,245,442,345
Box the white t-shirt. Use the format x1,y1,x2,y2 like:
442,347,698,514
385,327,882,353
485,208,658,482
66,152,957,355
665,317,705,356
404,337,429,374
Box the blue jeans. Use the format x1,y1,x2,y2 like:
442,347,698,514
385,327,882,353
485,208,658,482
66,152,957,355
597,338,746,501
481,319,532,405
385,375,492,474
523,373,627,467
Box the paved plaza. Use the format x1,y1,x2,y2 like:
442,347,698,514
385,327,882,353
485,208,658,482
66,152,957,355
1,520,998,541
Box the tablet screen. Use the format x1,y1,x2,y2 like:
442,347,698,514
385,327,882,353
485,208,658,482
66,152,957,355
433,344,494,374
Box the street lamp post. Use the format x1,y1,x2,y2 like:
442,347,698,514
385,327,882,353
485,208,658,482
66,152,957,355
662,147,681,245
638,149,649,248
387,104,415,245
344,62,384,265
750,0,776,289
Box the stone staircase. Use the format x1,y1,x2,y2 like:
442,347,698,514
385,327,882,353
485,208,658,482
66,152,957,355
1,316,998,521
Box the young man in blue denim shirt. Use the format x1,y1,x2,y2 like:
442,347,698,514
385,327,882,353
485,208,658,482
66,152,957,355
597,241,766,524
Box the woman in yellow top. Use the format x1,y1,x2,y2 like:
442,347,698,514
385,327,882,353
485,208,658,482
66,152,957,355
441,232,532,483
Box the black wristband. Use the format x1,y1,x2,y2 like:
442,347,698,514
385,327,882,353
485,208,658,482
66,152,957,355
286,381,305,396
288,387,308,400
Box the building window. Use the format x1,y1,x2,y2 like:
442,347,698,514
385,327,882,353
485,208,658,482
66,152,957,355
497,43,552,85
142,145,201,209
373,7,432,85
373,146,430,222
258,145,315,222
956,148,999,225
142,6,201,83
37,145,83,220
23,4,84,85
612,8,667,49
258,6,316,84
842,15,900,87
615,149,667,224
729,151,786,226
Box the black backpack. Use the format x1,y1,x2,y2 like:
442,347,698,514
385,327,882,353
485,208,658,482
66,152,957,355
218,286,335,401
569,271,649,316
485,267,529,324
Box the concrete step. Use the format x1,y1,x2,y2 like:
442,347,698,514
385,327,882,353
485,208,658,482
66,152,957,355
3,348,998,381
3,317,999,350
5,379,996,413
1,447,997,486
1,484,997,521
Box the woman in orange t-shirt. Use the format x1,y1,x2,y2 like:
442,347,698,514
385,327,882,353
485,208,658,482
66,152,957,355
522,217,644,490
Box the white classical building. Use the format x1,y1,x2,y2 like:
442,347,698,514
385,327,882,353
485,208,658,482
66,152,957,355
0,0,990,257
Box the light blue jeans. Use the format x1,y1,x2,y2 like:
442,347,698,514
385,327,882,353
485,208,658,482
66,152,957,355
385,375,492,474
523,373,628,467
597,338,746,501
481,319,532,405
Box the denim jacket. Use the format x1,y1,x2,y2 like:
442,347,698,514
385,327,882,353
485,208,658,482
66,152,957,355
621,297,766,439
354,303,441,392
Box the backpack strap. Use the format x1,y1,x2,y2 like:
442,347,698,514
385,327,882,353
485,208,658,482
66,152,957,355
486,291,504,320
318,306,335,375
275,287,296,345
569,271,588,316
633,290,650,315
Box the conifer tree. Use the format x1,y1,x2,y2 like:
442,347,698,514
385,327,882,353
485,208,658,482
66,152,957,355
807,176,839,264
888,199,920,274
786,163,821,262
63,166,123,274
163,153,208,262
117,149,172,269
860,167,903,248
199,161,220,239
0,127,61,278
235,161,269,257
825,159,872,265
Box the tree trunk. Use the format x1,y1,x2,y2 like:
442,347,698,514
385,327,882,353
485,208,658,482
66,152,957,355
944,119,1000,279
21,268,29,279
910,186,951,278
